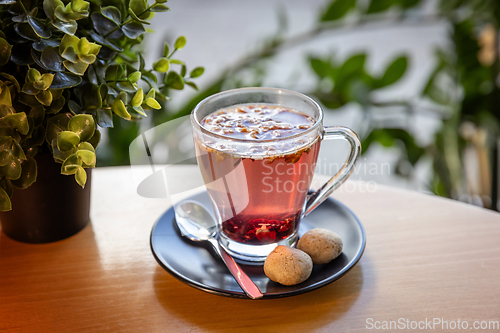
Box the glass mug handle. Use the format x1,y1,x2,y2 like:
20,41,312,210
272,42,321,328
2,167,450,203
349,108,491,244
304,126,361,216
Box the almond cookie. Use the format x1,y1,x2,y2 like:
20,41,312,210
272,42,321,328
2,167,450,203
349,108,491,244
297,228,343,264
264,245,313,286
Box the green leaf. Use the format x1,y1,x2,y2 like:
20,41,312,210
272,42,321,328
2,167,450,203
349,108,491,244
127,7,150,24
79,54,96,64
105,64,126,81
99,83,108,100
69,114,95,141
132,105,146,116
87,128,100,148
150,3,169,12
169,59,184,65
58,130,80,151
60,33,78,51
174,35,186,50
0,73,20,93
61,153,82,175
362,128,424,165
366,0,394,13
10,157,37,189
35,90,53,106
96,109,113,128
116,81,137,93
0,186,11,211
141,71,158,91
61,45,79,63
375,56,408,88
185,81,198,90
46,112,72,144
131,88,143,107
321,0,356,21
52,138,73,163
28,68,42,82
2,113,29,135
0,85,12,105
310,57,332,79
78,141,95,153
52,19,78,35
128,71,141,83
145,88,155,99
89,32,123,52
40,46,64,72
129,0,149,19
0,104,15,116
75,166,87,187
145,97,161,109
165,71,184,90
71,0,89,12
0,149,13,166
111,98,131,120
63,60,89,76
190,67,204,78
81,83,102,110
28,16,52,39
51,71,82,89
139,53,145,71
0,38,12,66
181,65,187,77
33,73,54,90
25,146,38,158
101,6,121,24
91,12,121,37
68,100,81,113
122,21,146,39
14,22,40,42
0,158,22,180
163,42,170,57
153,57,169,73
0,136,12,149
11,140,25,160
76,149,95,165
116,91,128,103
44,0,65,21
335,53,366,88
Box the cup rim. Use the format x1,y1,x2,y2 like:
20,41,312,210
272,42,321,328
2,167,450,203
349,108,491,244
191,87,324,143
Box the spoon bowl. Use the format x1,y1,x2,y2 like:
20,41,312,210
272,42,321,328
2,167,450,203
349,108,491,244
175,200,217,241
174,200,263,299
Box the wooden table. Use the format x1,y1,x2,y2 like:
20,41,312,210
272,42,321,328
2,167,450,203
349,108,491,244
1,166,500,332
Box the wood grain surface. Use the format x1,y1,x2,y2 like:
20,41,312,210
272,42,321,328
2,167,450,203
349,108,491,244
1,166,500,332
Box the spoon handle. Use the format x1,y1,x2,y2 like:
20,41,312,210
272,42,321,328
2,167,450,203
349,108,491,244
208,238,263,299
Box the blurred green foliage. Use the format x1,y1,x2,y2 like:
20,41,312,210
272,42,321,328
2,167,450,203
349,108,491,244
105,0,500,207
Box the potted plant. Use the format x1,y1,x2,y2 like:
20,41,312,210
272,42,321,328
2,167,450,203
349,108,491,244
0,0,203,242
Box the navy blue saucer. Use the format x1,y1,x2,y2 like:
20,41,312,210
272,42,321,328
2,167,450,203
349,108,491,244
150,191,366,299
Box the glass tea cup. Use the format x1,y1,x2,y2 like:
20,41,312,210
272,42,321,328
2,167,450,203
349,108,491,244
191,87,361,262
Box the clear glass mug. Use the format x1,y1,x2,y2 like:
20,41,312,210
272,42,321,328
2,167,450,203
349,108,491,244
191,87,361,262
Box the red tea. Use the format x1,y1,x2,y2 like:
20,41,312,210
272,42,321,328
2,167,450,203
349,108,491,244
195,104,320,245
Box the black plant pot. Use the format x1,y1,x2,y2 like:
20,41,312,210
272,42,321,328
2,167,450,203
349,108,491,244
0,153,91,243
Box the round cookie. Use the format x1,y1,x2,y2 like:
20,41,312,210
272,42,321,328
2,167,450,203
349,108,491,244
297,228,343,264
264,245,313,286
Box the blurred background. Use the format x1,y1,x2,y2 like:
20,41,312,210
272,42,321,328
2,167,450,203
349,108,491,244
101,0,500,211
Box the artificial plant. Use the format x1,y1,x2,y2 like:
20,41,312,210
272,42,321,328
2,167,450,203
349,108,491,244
0,0,203,210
